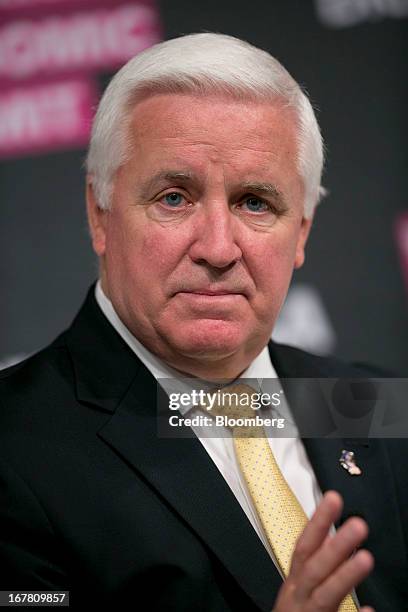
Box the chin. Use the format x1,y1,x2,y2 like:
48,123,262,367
168,319,247,360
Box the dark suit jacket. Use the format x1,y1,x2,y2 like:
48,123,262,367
1,285,407,611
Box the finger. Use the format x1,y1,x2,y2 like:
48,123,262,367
290,490,343,576
310,549,374,610
360,608,375,612
295,516,369,600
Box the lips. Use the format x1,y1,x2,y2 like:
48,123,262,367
170,279,251,299
188,290,242,296
174,285,248,297
176,291,246,301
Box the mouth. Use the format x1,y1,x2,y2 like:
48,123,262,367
186,290,243,296
175,291,246,306
176,290,246,300
174,285,248,298
173,290,247,319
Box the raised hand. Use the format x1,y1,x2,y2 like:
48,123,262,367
273,491,374,612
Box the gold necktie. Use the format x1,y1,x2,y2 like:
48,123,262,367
206,383,357,611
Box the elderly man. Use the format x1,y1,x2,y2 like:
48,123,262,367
1,33,407,611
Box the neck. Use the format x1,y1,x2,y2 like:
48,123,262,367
162,355,251,384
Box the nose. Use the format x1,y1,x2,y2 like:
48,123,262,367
188,200,242,269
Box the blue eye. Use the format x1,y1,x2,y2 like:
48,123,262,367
164,193,184,207
243,197,268,212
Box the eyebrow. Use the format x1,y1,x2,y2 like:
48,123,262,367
140,170,196,197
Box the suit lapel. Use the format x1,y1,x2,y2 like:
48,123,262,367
97,365,280,611
269,341,408,608
302,436,407,608
269,341,402,526
65,287,281,611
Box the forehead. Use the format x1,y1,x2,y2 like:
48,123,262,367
125,92,300,175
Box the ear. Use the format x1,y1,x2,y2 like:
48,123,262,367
86,178,108,257
294,215,313,269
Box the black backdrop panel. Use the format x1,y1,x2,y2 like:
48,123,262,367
1,0,407,372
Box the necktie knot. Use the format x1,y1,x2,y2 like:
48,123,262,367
202,383,260,422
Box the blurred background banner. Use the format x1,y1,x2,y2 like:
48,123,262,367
0,0,407,372
314,0,408,28
0,0,161,158
395,212,408,296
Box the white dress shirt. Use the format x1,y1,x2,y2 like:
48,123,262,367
94,280,323,577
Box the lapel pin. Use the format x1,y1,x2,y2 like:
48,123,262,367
339,449,362,476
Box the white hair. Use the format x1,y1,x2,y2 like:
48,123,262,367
86,33,325,218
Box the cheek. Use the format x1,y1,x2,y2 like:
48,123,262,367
255,230,298,262
140,226,185,273
107,218,188,293
250,235,299,294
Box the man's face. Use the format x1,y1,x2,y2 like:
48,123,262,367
88,93,312,378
